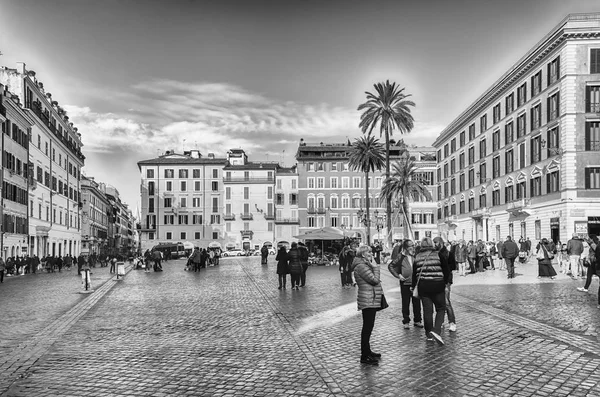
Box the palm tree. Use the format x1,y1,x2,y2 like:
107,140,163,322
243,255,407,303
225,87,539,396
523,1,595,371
381,157,432,240
348,135,386,245
358,81,415,246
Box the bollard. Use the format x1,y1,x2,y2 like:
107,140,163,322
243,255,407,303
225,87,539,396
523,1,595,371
116,261,125,280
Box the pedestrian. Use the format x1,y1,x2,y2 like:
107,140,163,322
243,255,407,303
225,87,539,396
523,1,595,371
412,237,449,345
518,237,528,264
190,247,202,272
454,240,468,276
287,242,303,290
496,239,505,270
77,254,85,275
388,239,423,329
339,244,353,288
110,256,117,273
476,239,486,272
276,246,288,289
535,238,557,279
488,241,497,270
467,240,477,274
208,249,215,266
351,245,383,365
371,242,382,265
501,236,519,279
298,242,309,287
434,237,457,333
261,243,269,265
577,235,598,294
567,233,584,279
153,250,163,271
0,257,5,283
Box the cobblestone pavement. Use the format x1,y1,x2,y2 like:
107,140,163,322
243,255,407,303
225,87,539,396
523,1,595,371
1,256,600,396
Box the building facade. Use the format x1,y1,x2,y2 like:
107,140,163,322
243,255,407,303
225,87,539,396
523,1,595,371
433,13,600,244
137,150,228,252
80,176,110,256
274,166,299,246
295,140,438,246
0,63,85,257
1,86,32,259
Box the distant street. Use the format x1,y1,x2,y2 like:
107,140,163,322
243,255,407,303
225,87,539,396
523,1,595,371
1,257,599,396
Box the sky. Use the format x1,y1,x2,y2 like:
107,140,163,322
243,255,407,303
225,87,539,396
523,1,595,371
1,0,599,214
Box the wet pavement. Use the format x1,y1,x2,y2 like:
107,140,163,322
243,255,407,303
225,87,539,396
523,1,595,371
1,256,599,396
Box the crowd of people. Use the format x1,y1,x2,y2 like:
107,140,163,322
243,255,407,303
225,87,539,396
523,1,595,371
343,233,600,366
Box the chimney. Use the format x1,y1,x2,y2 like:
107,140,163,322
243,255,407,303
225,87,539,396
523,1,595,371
16,62,26,75
208,153,215,159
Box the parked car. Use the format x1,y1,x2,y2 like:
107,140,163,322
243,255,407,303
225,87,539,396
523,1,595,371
222,249,245,257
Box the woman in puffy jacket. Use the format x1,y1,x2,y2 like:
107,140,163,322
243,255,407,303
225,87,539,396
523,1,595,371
351,245,383,366
287,242,303,290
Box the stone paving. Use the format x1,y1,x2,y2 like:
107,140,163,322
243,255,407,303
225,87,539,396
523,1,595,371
0,256,599,396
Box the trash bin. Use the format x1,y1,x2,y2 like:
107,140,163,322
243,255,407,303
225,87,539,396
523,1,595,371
116,261,125,280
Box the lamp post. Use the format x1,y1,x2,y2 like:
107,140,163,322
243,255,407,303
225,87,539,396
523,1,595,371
541,139,564,156
374,209,384,242
357,208,371,245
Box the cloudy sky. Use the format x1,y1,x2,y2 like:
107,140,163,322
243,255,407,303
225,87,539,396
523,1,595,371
1,0,599,211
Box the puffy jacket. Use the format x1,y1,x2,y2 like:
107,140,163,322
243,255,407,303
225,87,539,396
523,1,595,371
566,238,584,256
275,249,288,275
287,248,303,275
412,247,447,286
454,244,468,263
351,256,383,311
388,253,414,286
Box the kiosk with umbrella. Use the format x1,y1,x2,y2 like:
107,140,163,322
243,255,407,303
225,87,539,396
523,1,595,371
294,227,346,265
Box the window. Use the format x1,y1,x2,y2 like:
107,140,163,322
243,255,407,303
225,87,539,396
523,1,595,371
479,114,487,134
468,146,475,165
469,124,475,141
148,181,155,196
451,138,456,153
450,159,456,175
517,113,526,138
307,162,314,171
212,181,218,191
166,232,172,240
192,197,201,207
437,168,441,183
443,181,448,197
492,156,500,178
585,168,600,189
493,104,501,124
353,177,360,189
548,57,560,84
547,171,560,193
164,197,172,207
308,178,315,189
444,143,449,158
468,197,474,212
164,169,174,178
530,104,541,131
546,126,560,157
292,179,297,189
505,121,514,144
530,135,541,164
181,181,187,191
210,214,220,224
180,197,187,208
146,169,154,178
289,193,297,205
450,177,456,195
530,177,542,197
492,130,500,151
195,181,201,191
330,177,338,189
317,177,324,189
479,162,487,184
179,169,188,178
531,71,542,97
547,92,560,122
331,162,338,171
585,122,600,151
506,93,514,115
193,169,201,178
212,169,218,178
516,181,526,199
166,181,172,191
342,177,349,189
437,149,442,161
460,131,465,147
459,173,465,191
307,216,315,227
330,195,338,209
244,187,249,199
164,215,174,224
479,193,486,208
519,143,526,169
505,150,514,173
193,215,203,224
178,215,189,224
468,169,475,188
505,185,514,202
479,139,486,159
459,152,465,169
443,163,448,179
492,190,500,206
459,201,465,214
587,86,600,112
212,197,219,213
517,82,527,106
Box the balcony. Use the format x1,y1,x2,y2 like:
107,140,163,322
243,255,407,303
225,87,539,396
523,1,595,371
240,213,253,220
307,207,316,214
140,225,156,232
224,213,236,221
264,213,275,220
316,207,327,214
240,230,254,239
470,208,490,219
444,215,458,226
223,177,274,184
274,217,300,224
506,199,530,215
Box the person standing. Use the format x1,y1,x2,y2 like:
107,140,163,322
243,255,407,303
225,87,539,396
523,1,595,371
371,242,382,265
109,256,117,274
351,245,383,365
261,244,269,265
577,235,598,294
298,242,309,287
476,239,486,272
287,242,303,290
0,257,5,283
567,233,584,279
454,240,468,276
190,247,202,272
434,237,456,332
467,241,477,274
77,254,85,276
412,237,449,345
388,239,423,329
339,244,352,288
276,246,288,290
501,236,519,279
536,238,557,279
496,239,505,270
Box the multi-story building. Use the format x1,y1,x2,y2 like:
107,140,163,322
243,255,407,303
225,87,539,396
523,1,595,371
433,13,600,244
80,176,110,256
274,165,299,245
1,86,32,259
223,149,278,250
137,150,228,252
105,185,134,255
0,63,85,257
295,140,438,246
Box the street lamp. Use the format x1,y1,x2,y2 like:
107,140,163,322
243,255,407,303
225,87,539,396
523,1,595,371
541,139,564,156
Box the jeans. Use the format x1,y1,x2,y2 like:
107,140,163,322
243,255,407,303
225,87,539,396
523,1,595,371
400,282,422,324
505,257,516,278
445,285,455,324
584,262,596,290
300,264,308,286
570,255,581,278
420,288,446,336
468,257,476,273
361,308,377,357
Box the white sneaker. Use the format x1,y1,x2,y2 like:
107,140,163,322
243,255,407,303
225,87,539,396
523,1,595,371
429,331,445,345
577,287,589,292
403,323,410,329
449,323,457,332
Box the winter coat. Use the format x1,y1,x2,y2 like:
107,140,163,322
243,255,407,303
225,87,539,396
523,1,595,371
351,256,383,311
0,258,5,271
287,248,303,275
276,249,288,275
467,244,477,259
190,249,202,264
412,247,448,295
501,240,519,259
388,253,414,286
454,244,468,263
566,238,584,256
298,246,309,265
261,246,269,258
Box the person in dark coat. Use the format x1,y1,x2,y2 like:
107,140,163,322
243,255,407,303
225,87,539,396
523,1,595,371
276,246,288,289
77,254,85,275
298,242,309,287
501,236,520,279
261,244,269,265
287,242,303,290
536,238,557,279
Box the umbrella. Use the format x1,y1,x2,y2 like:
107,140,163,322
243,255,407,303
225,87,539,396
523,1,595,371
208,241,222,249
294,227,346,259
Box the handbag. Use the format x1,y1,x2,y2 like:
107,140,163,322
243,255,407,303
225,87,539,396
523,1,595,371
536,248,545,260
379,293,389,310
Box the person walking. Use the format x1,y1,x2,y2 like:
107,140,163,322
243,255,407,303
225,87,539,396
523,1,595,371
190,247,202,272
261,244,269,265
476,239,486,272
276,246,288,290
109,256,117,274
287,242,303,290
567,233,585,279
454,240,468,276
388,239,423,329
298,242,309,287
434,237,457,333
536,238,557,279
412,237,449,345
77,254,85,276
351,245,383,365
501,236,519,279
577,235,599,294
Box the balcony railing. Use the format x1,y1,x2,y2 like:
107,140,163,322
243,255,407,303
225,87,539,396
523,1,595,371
223,177,274,184
506,199,530,212
140,225,156,232
307,207,316,214
316,207,327,214
274,217,299,224
264,213,275,220
240,213,253,220
470,208,490,218
224,213,236,221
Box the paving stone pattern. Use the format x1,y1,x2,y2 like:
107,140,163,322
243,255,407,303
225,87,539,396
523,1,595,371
1,258,600,396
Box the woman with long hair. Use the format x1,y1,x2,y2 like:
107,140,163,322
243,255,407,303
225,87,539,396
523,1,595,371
351,245,383,365
536,238,557,279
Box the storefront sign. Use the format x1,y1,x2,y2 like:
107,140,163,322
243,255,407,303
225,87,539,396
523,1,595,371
574,221,588,236
550,217,560,228
588,216,600,225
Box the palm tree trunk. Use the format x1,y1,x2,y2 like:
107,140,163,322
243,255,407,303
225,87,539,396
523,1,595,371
385,131,392,248
402,200,413,240
365,170,370,245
